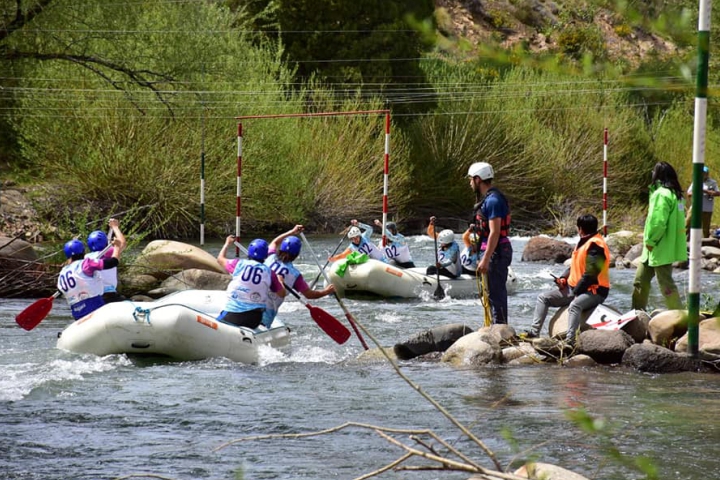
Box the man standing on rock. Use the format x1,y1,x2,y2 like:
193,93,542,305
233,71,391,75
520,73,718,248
522,214,610,346
468,162,512,324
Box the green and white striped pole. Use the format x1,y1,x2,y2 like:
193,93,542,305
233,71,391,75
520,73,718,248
688,0,711,359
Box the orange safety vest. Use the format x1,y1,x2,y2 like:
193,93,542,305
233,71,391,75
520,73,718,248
568,234,610,293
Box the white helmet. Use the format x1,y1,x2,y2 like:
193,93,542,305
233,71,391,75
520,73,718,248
467,162,494,180
438,229,455,245
348,226,362,239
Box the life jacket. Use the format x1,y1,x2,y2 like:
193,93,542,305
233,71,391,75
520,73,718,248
568,234,611,294
472,187,511,245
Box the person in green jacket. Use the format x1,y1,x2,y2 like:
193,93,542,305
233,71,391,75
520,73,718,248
632,161,688,311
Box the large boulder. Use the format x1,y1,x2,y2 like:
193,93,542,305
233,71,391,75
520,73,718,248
578,329,635,364
0,235,38,263
512,462,591,480
521,236,574,263
621,343,697,373
150,268,231,296
126,240,226,281
675,317,720,358
441,331,502,366
647,310,688,347
393,323,474,360
605,230,641,256
547,305,596,338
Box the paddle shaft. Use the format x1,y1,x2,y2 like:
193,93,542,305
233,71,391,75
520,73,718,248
309,229,348,289
299,232,369,350
431,226,445,300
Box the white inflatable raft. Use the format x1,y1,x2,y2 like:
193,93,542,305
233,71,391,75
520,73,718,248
56,290,290,364
328,259,517,299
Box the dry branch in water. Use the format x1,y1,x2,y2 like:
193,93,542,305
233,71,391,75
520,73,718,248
214,421,528,480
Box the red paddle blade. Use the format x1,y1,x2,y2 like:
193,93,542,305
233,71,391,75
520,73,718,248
307,305,351,344
15,296,56,331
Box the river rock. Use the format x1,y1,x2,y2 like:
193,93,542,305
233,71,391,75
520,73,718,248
624,243,643,264
393,323,474,360
647,309,688,347
605,230,640,256
477,324,516,346
621,343,696,373
578,329,634,364
675,317,720,357
127,240,226,281
441,331,502,366
513,462,591,479
152,268,231,294
521,236,573,263
547,306,593,339
562,354,597,367
502,343,539,363
0,235,38,262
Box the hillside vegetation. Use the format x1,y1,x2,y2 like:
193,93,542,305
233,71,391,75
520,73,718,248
0,0,717,246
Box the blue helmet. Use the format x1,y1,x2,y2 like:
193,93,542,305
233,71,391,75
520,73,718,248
87,230,109,252
247,239,269,262
279,236,301,257
63,239,85,259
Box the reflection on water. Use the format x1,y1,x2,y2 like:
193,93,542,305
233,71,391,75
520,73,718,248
1,235,719,479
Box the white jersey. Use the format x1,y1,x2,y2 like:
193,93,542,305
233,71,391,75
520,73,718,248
57,260,105,319
460,246,480,271
438,242,462,277
225,259,273,313
384,243,413,264
86,249,117,293
351,237,386,261
263,253,301,323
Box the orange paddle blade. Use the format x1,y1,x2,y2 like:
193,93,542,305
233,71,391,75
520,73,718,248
306,304,351,344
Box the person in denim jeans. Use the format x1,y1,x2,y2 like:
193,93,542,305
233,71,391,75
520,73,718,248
468,162,512,324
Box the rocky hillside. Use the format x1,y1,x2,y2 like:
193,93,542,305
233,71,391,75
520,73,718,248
435,0,681,66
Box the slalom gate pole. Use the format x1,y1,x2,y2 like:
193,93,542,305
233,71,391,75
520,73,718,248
381,112,390,246
236,123,243,257
603,128,608,237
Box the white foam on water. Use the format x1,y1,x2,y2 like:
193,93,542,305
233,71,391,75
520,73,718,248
0,354,131,402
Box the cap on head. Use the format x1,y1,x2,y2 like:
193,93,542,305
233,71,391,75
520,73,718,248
347,226,362,239
438,229,455,246
467,162,494,180
704,166,710,173
247,239,269,262
279,236,301,257
63,239,85,259
87,230,108,252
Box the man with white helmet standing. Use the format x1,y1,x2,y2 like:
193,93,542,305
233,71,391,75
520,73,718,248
468,162,512,324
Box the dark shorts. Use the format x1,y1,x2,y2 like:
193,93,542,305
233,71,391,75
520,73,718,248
218,309,264,329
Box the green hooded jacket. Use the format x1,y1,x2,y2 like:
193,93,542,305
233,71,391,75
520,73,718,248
640,183,688,267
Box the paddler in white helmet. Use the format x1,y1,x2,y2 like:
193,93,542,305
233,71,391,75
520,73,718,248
329,219,387,262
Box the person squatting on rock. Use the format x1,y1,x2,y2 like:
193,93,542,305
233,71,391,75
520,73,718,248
426,216,462,278
522,214,611,346
57,218,126,320
468,161,513,324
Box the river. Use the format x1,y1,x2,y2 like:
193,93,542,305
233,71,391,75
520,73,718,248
1,235,719,480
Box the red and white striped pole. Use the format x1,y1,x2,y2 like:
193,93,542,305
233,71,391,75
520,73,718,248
236,123,243,256
603,127,608,237
381,113,390,246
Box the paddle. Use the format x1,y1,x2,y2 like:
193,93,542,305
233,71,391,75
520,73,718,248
15,291,62,331
15,237,115,331
309,227,348,289
284,284,351,344
233,240,350,344
299,232,369,350
431,223,445,300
